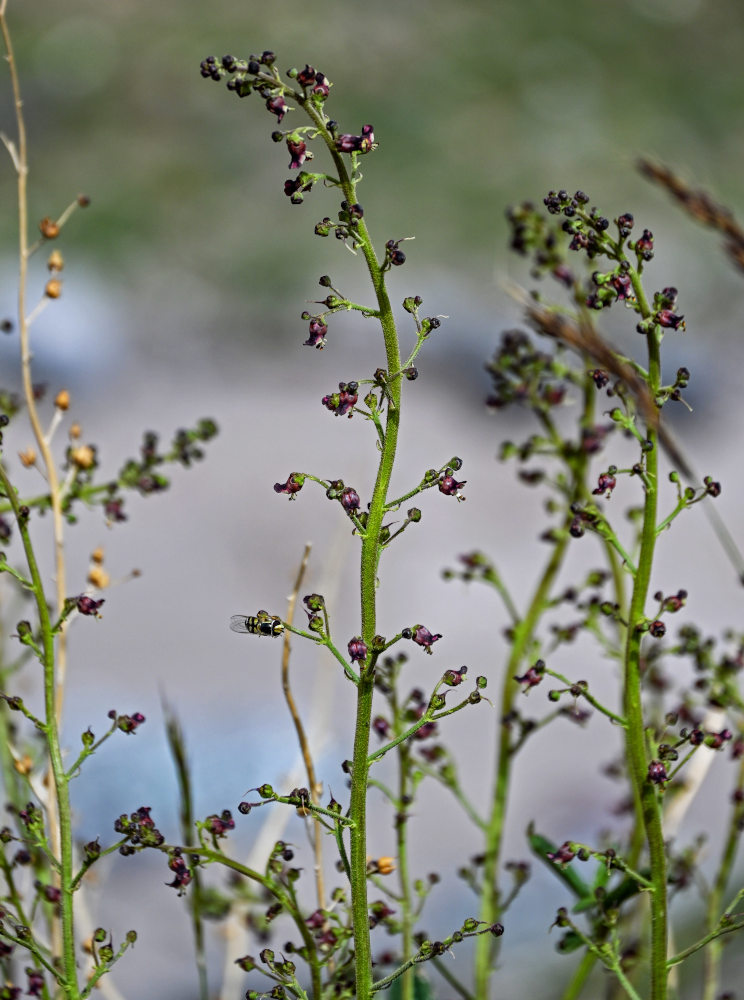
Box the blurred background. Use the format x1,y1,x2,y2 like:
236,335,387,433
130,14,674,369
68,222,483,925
1,0,744,996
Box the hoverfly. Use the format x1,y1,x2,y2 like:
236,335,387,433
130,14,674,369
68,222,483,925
230,610,285,638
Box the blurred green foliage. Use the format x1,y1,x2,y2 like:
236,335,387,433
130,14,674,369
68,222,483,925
2,0,744,341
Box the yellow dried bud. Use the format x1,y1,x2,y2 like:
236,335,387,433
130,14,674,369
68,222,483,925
18,448,36,467
70,445,95,469
39,216,60,239
367,856,396,875
45,279,63,299
13,754,33,776
55,389,70,410
87,566,110,589
69,423,82,440
48,249,64,272
91,546,105,564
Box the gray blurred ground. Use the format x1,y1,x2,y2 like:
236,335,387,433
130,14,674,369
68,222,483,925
1,0,744,996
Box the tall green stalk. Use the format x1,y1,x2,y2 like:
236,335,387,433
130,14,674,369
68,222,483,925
0,463,80,999
302,93,403,1000
475,372,596,998
622,274,667,1000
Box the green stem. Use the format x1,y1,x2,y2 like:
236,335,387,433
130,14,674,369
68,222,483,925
621,276,667,1000
395,703,414,1000
475,370,596,999
560,948,597,1000
0,463,79,998
474,529,570,998
431,956,475,1000
543,668,627,727
702,753,744,1000
299,97,402,1000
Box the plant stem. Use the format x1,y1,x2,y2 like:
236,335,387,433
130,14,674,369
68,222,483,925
475,369,595,999
281,545,328,914
0,463,79,999
702,753,744,1000
621,274,667,1000
474,528,570,998
300,97,402,1000
560,948,597,1000
393,682,414,1000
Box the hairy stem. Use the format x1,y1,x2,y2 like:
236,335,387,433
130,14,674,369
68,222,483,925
300,96,402,1000
622,272,667,1000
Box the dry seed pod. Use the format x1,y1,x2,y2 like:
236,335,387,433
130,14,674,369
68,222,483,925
39,217,60,239
47,249,64,272
55,389,70,410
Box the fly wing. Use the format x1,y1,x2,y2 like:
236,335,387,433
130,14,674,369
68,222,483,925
230,615,254,633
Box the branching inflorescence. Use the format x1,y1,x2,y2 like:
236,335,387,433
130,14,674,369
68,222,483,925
2,11,743,1000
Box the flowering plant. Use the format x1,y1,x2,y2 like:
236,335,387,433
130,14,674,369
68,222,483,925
0,10,743,1000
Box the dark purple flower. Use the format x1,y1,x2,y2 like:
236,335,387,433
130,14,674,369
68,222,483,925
552,264,574,287
707,729,733,750
635,229,654,255
306,909,325,929
266,95,289,122
438,473,466,501
26,969,45,997
348,637,368,663
274,473,305,498
649,620,666,638
322,381,358,417
334,124,375,154
569,231,590,251
312,73,330,98
35,881,61,904
304,316,328,349
443,667,467,687
514,662,544,689
340,487,360,512
592,472,617,498
410,625,442,654
287,138,308,169
284,173,314,204
590,369,609,388
77,595,105,617
131,805,155,828
372,716,390,738
647,760,668,785
369,899,396,927
167,852,192,893
413,719,437,740
561,705,591,725
610,273,633,299
317,927,337,951
206,810,235,837
546,842,575,865
114,712,146,734
104,496,127,522
580,424,611,454
296,65,316,87
655,309,685,330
